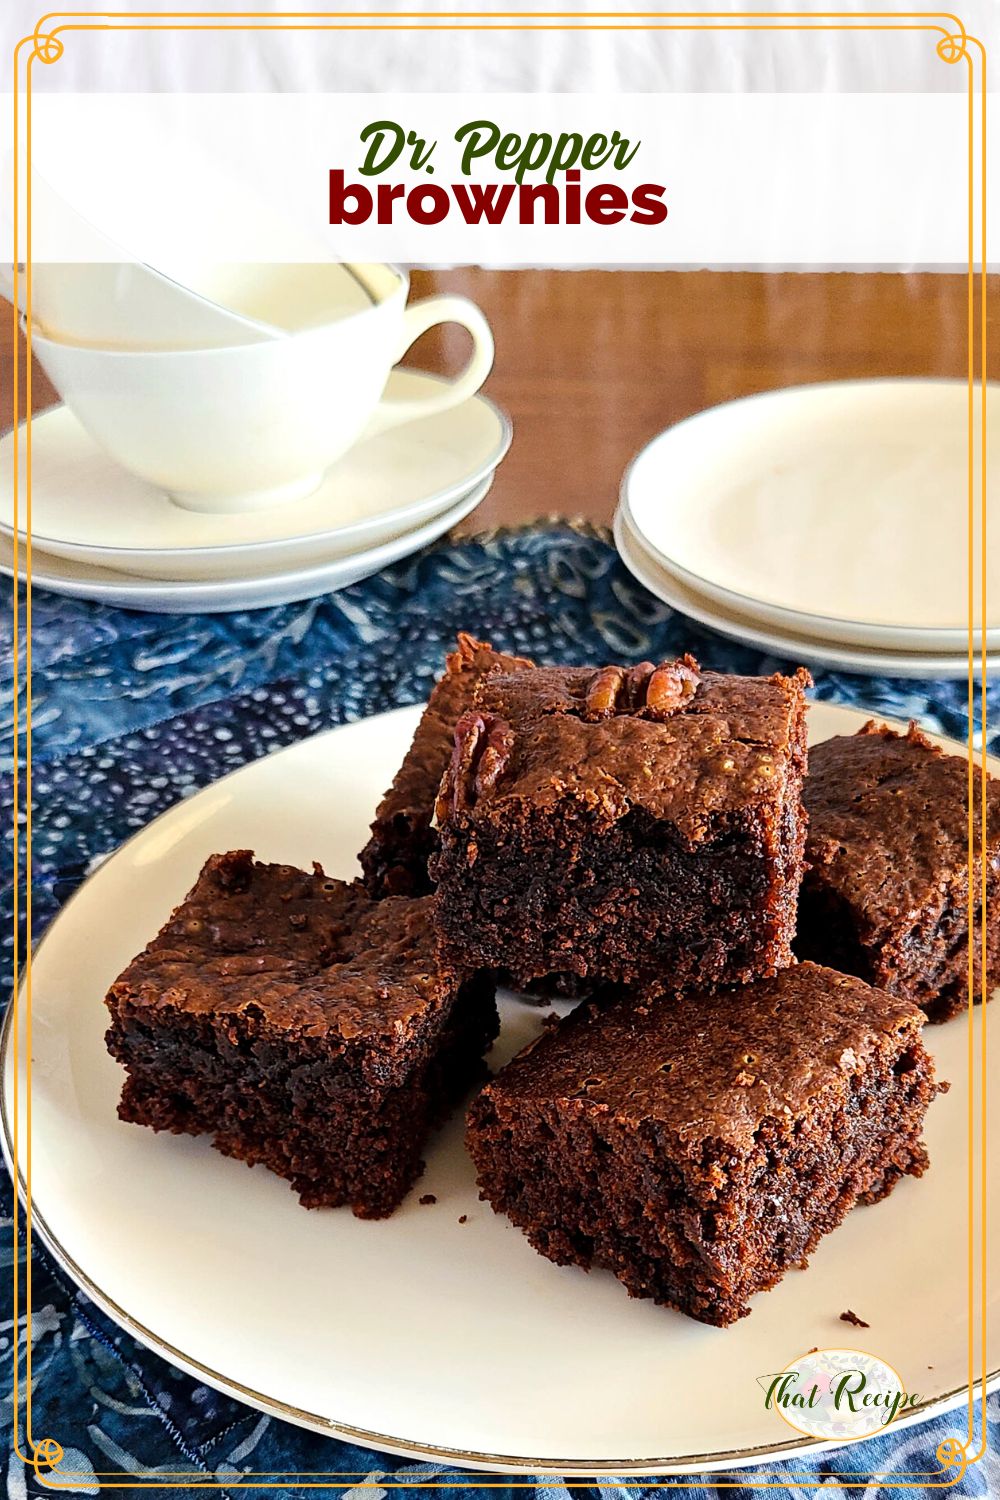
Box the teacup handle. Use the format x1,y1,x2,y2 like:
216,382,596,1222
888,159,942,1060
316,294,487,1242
360,294,495,441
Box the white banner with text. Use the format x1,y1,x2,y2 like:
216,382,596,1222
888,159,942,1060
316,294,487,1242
5,91,992,268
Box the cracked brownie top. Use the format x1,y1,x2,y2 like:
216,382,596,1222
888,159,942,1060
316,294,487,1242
437,657,811,842
480,961,929,1155
804,720,1000,942
107,850,459,1053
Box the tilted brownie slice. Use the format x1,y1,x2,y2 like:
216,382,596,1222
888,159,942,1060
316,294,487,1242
105,850,498,1217
467,962,938,1326
431,656,811,991
796,720,1000,1022
359,632,534,897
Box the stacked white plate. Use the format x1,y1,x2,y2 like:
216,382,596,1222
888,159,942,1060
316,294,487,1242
617,378,998,679
0,370,510,613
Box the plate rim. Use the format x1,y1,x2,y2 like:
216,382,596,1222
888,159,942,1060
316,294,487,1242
621,490,998,655
4,703,997,1476
0,373,512,562
0,476,492,603
614,505,998,679
620,375,999,638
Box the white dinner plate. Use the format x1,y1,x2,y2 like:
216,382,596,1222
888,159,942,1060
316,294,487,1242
615,505,999,680
623,379,997,648
3,703,995,1474
0,371,511,580
1,476,491,613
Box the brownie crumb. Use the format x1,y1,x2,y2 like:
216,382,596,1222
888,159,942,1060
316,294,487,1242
419,1193,437,1206
840,1309,870,1328
458,1214,468,1224
541,1011,562,1031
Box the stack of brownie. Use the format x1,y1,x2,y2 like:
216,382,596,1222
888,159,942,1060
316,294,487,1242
106,632,998,1326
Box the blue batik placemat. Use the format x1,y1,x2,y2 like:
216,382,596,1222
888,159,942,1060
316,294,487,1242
2,522,996,1498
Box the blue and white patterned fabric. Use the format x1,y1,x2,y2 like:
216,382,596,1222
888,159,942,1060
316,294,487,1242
2,524,996,1497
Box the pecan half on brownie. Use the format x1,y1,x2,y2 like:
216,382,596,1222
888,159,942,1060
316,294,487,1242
359,632,534,898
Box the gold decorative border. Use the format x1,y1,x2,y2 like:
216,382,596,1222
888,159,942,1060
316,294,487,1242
9,8,989,1488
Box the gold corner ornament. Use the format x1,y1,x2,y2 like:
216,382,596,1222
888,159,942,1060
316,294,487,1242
936,31,970,63
936,1435,970,1480
29,28,65,64
30,1437,64,1477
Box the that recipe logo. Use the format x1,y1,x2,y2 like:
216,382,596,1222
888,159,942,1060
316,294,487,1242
329,119,668,228
759,1350,920,1442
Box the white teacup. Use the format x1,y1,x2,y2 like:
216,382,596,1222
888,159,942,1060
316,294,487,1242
1,167,282,350
3,261,281,351
29,264,495,512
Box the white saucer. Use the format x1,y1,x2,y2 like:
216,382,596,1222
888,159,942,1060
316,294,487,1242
3,476,491,613
615,505,997,680
621,486,1000,656
623,378,997,649
0,371,511,581
4,704,994,1473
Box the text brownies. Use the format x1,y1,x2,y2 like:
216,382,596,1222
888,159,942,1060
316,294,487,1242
329,119,668,229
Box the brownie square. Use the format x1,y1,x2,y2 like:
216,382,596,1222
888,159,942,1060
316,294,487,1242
359,632,534,897
796,720,1000,1022
431,656,811,991
466,962,938,1326
105,850,498,1217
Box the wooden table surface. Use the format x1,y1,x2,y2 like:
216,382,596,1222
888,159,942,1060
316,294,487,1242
5,269,981,539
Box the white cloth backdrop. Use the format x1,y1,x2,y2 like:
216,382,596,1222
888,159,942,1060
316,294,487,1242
6,0,997,96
